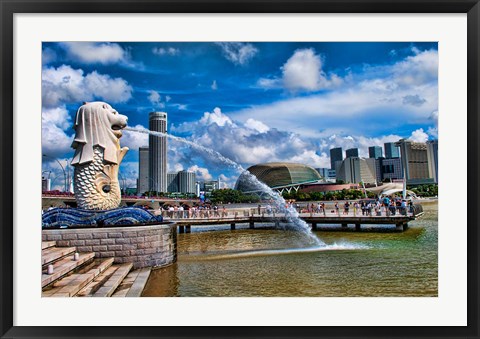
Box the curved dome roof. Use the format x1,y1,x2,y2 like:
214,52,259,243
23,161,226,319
235,162,322,192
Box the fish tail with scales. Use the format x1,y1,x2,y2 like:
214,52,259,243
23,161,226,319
74,146,123,210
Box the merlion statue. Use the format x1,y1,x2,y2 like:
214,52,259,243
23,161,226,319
71,102,129,210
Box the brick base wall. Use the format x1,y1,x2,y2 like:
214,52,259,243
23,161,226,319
42,223,177,269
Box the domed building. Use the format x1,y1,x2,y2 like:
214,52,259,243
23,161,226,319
235,162,322,193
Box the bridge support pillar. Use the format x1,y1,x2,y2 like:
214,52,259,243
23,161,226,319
341,223,348,228
178,226,185,234
185,225,191,233
395,223,407,232
355,223,361,231
311,223,317,230
230,223,236,230
249,221,255,229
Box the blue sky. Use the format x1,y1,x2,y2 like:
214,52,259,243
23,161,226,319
41,42,438,189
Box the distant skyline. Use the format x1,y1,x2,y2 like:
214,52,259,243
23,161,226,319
41,42,438,189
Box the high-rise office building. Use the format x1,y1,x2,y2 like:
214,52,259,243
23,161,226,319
330,147,343,170
345,148,359,158
149,112,168,193
395,139,433,184
369,146,383,159
384,142,400,158
167,171,196,194
137,146,149,194
379,158,404,182
167,172,178,193
336,157,377,184
426,140,439,183
178,170,196,194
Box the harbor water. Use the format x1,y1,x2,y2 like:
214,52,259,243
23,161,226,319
143,201,437,297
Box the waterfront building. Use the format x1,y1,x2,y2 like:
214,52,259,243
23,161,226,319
369,146,383,159
167,172,179,193
315,168,336,182
395,139,434,185
330,147,343,170
137,146,149,195
346,148,359,158
178,170,196,194
336,157,377,184
235,162,321,194
167,171,196,194
426,140,439,183
149,112,168,193
384,142,400,158
379,158,404,182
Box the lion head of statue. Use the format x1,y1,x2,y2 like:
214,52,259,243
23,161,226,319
71,102,128,166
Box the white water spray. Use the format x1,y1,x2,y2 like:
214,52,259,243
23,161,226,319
126,127,324,246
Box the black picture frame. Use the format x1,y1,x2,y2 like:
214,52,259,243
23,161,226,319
1,1,479,338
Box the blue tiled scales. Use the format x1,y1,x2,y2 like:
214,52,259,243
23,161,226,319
42,207,163,228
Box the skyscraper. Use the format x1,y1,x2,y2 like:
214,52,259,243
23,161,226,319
384,142,400,158
167,172,178,193
346,148,359,158
137,146,149,194
395,139,433,184
369,146,383,159
177,170,196,194
330,147,343,170
149,112,167,193
336,157,377,184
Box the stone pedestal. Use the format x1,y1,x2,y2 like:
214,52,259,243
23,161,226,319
42,223,177,269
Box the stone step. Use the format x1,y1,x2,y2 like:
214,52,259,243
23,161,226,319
42,241,57,250
42,246,76,266
112,267,152,297
42,258,114,297
41,252,95,288
76,265,119,297
92,263,133,297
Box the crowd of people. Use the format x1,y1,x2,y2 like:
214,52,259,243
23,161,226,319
158,196,415,219
300,197,414,217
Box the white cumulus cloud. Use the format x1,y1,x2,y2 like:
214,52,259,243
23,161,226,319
258,48,342,92
42,106,74,158
199,107,234,127
409,128,429,143
60,42,128,65
188,165,213,181
42,65,133,108
245,118,269,133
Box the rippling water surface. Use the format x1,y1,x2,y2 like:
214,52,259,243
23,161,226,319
143,201,438,297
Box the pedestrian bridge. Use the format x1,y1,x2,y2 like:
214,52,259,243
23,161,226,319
165,206,424,233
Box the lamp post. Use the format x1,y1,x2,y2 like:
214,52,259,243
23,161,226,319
42,154,67,192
